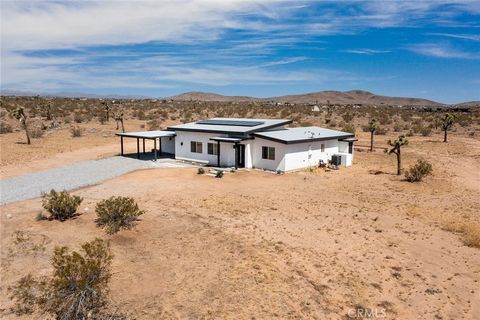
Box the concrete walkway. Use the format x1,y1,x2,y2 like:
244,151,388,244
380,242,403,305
0,156,193,205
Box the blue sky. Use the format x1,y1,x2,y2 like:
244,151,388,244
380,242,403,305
1,1,479,103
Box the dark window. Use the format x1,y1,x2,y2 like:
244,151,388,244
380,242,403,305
207,143,218,155
262,146,275,160
190,141,203,153
321,144,325,152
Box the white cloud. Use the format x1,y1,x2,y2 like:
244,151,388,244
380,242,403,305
341,49,391,55
409,42,475,59
426,33,480,41
1,0,276,51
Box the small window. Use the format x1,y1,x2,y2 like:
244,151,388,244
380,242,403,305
190,141,203,153
320,144,325,152
207,142,218,155
262,146,275,160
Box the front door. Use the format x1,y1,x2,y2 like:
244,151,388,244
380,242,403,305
236,144,245,168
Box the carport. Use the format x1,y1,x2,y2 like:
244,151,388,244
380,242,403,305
116,130,176,161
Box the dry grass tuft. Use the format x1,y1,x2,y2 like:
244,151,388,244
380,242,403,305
441,220,480,248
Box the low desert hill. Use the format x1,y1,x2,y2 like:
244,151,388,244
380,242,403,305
169,90,442,106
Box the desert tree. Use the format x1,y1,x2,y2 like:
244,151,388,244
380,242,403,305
101,101,110,122
11,107,31,144
40,102,53,121
113,110,125,132
386,135,408,175
368,118,379,152
437,113,455,143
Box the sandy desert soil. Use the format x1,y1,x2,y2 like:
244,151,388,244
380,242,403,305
1,132,479,319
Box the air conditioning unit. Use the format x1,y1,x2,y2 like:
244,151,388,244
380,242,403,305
331,154,342,166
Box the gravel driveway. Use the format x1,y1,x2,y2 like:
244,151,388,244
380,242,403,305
0,156,193,205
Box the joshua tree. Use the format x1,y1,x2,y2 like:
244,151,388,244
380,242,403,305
11,107,31,144
101,101,110,122
41,102,53,120
368,118,379,152
387,135,408,175
113,111,125,132
437,113,455,143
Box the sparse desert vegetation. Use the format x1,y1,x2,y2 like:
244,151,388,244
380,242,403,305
1,96,479,319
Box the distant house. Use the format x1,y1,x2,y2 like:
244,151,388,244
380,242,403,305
311,105,320,112
117,118,356,172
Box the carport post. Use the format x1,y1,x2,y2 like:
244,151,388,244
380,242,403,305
142,139,145,154
153,138,157,161
136,138,140,159
159,137,162,154
120,136,124,156
217,141,220,167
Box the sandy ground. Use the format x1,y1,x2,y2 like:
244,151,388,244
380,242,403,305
1,131,479,319
0,120,160,178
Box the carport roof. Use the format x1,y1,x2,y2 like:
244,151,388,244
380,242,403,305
252,127,355,144
116,130,176,139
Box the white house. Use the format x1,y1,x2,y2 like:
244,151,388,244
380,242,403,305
118,118,356,172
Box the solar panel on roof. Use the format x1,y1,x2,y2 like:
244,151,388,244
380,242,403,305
196,119,264,127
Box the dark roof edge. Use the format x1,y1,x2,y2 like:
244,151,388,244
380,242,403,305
251,133,355,145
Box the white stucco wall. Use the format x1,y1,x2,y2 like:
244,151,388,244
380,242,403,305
160,136,175,154
251,138,287,172
284,139,339,171
172,130,354,171
174,131,238,166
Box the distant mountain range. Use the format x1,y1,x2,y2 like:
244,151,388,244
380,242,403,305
169,90,446,106
2,89,478,106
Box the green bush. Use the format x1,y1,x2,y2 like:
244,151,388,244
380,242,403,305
8,239,113,318
197,167,205,174
95,196,145,234
405,159,433,182
215,171,223,178
41,190,83,221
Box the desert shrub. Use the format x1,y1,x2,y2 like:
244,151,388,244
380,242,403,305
405,159,433,182
341,123,355,134
197,167,205,174
70,126,83,137
41,189,83,221
393,124,402,132
215,170,224,178
147,119,160,130
374,128,387,135
73,112,85,123
29,126,45,138
0,121,13,134
420,127,432,136
8,239,113,318
95,196,145,234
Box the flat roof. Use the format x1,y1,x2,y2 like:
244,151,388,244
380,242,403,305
116,130,176,139
252,127,354,144
168,118,292,134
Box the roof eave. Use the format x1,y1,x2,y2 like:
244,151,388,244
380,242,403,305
252,133,355,144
